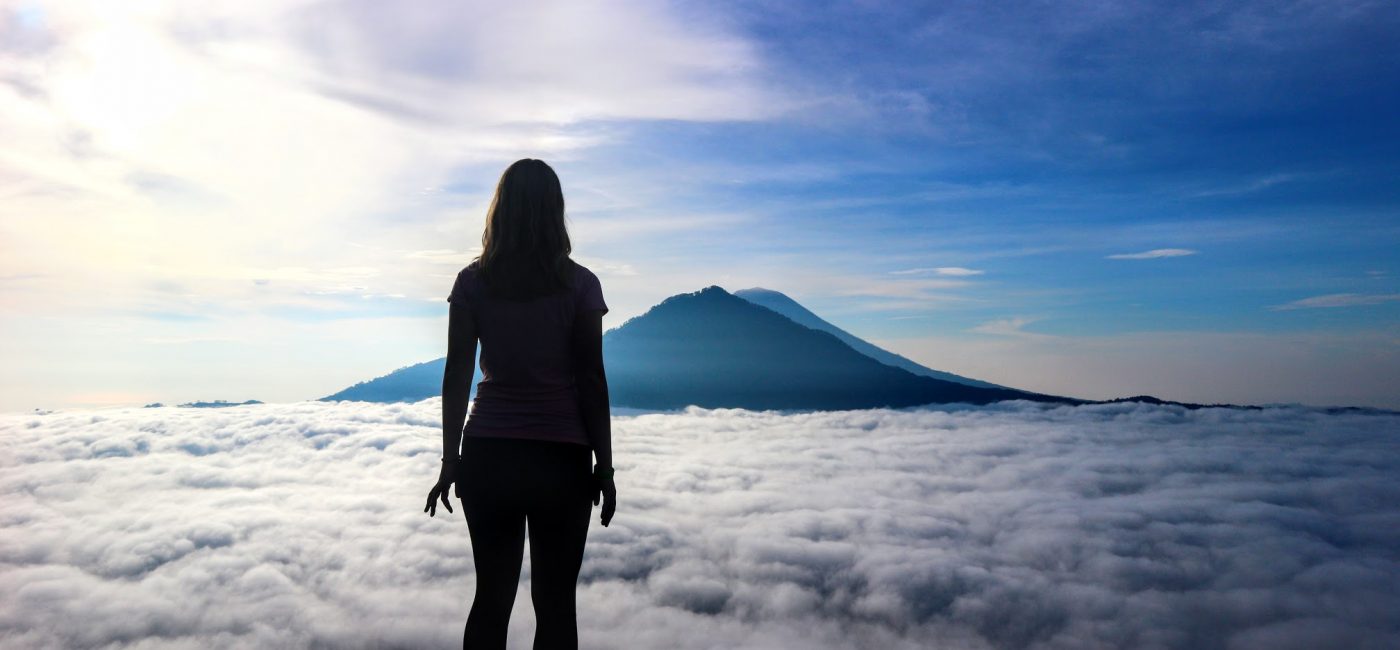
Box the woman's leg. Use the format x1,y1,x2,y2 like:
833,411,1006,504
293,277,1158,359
525,443,593,650
461,438,529,650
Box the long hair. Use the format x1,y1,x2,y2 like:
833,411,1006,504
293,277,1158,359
473,158,574,299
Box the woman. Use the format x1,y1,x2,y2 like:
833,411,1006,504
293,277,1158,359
423,158,617,650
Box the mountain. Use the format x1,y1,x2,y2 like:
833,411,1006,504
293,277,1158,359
733,287,1004,389
1096,395,1261,411
143,400,264,408
599,286,1077,410
321,357,475,403
320,285,1086,409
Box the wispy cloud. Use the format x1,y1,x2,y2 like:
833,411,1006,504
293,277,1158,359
573,256,640,277
404,249,476,265
1271,293,1400,311
968,316,1056,340
889,267,984,276
831,278,976,301
1188,172,1303,198
139,335,240,345
1105,248,1198,260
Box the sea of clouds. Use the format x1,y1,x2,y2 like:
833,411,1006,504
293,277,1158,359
1,399,1397,649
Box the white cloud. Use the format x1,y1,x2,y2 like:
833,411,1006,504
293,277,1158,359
0,1,791,316
2,399,1397,648
0,1,797,410
889,267,985,276
1105,248,1197,260
1270,293,1400,311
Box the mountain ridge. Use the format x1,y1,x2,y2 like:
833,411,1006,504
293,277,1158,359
315,285,1283,411
733,287,1003,389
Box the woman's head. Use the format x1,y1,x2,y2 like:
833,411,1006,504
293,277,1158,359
475,158,573,299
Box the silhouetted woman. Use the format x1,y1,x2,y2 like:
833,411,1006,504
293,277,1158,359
424,158,617,650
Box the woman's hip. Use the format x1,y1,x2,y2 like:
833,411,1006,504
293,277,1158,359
458,435,592,498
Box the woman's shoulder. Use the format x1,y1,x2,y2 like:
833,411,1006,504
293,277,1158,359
569,258,595,278
448,260,481,304
570,259,603,287
570,259,608,312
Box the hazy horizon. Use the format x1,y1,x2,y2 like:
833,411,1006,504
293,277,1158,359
5,280,1400,412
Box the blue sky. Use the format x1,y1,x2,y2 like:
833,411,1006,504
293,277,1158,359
1,0,1397,409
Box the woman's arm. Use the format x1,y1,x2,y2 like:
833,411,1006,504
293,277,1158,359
572,308,611,469
442,301,478,462
425,300,477,517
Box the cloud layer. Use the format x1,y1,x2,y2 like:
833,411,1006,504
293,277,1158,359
2,399,1397,649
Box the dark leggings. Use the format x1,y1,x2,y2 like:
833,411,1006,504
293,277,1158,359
457,436,594,650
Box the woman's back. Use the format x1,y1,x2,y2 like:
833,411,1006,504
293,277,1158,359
448,259,608,446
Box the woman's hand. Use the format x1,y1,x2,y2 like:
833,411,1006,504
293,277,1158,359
424,459,458,517
593,475,616,527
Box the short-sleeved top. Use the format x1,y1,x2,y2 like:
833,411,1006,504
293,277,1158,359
447,259,608,447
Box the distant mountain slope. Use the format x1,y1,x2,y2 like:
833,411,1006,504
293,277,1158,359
600,286,1077,410
734,287,1004,389
321,356,477,403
